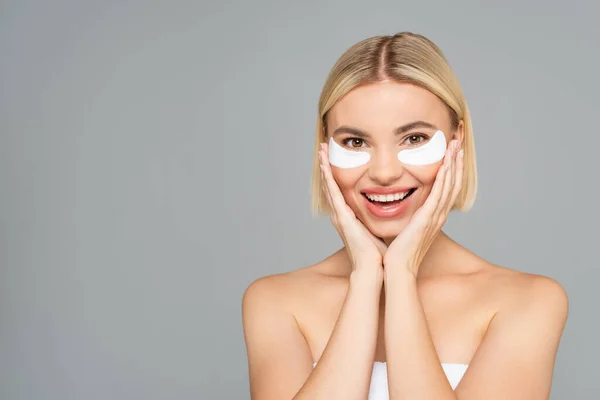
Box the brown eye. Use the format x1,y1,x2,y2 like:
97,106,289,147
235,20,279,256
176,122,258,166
408,135,423,144
350,139,364,148
341,138,366,149
405,134,429,146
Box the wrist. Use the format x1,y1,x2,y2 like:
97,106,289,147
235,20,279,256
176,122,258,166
383,265,416,285
350,267,384,289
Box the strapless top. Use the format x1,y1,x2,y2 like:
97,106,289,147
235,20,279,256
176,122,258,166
312,361,468,399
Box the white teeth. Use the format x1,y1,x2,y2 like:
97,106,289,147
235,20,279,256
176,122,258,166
365,191,411,202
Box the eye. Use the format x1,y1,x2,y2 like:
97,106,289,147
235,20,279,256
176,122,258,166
404,133,429,146
341,137,366,149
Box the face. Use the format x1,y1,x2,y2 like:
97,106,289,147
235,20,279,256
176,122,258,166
325,81,463,240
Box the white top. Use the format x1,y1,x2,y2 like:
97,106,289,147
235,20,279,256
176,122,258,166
312,361,468,399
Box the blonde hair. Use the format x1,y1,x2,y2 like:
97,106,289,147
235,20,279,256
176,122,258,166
311,31,477,215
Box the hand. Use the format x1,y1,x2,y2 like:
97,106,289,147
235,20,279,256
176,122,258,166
319,142,387,278
383,139,464,278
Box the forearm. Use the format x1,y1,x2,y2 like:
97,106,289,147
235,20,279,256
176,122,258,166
294,269,382,400
384,271,457,400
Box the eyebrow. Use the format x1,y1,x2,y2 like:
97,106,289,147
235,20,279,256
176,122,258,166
332,120,438,138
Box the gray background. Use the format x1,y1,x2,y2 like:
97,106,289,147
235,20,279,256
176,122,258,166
1,0,597,399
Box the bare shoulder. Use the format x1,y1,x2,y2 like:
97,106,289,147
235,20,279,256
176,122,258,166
242,264,331,311
241,259,347,346
477,262,569,320
242,271,296,311
449,262,569,397
241,263,337,398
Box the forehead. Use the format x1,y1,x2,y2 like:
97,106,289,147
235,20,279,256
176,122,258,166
326,82,451,133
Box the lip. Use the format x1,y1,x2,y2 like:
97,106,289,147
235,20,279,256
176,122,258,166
361,186,416,195
362,189,415,218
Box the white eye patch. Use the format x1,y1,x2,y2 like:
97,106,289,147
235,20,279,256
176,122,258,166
397,130,447,166
327,130,447,169
328,137,371,168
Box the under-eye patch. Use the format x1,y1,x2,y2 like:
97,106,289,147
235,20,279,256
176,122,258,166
327,130,447,169
328,137,370,168
397,130,447,166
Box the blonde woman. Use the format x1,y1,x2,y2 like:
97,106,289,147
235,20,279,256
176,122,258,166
242,32,568,400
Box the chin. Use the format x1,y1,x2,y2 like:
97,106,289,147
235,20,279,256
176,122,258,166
360,217,411,241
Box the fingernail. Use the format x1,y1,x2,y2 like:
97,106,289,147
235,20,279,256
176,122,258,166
459,149,464,158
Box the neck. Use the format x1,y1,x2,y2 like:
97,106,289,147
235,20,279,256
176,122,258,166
415,230,458,279
377,231,459,309
335,230,462,280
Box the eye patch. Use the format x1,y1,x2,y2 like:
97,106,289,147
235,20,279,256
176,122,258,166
328,137,371,168
397,130,447,165
327,130,447,169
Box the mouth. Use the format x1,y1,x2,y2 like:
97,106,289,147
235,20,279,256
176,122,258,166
361,188,417,218
362,188,417,206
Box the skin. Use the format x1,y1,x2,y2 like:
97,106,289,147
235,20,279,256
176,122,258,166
242,82,569,400
325,81,457,245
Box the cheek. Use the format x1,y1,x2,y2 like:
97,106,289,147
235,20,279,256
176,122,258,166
331,167,364,204
404,162,443,190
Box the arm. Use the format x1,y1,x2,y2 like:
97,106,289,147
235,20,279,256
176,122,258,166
384,270,458,399
242,270,383,400
383,272,568,400
454,275,568,399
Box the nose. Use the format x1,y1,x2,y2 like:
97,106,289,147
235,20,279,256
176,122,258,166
367,148,406,185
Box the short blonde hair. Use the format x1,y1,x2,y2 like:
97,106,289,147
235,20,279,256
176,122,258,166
311,32,477,215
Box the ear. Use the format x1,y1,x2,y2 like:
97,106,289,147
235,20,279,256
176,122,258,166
453,120,465,145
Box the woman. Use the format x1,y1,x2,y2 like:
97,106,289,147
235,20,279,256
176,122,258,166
242,32,568,400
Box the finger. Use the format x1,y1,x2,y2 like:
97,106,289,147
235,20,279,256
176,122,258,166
363,226,388,253
320,164,333,208
320,166,338,223
321,173,335,217
319,152,338,221
320,149,350,234
447,147,464,212
438,140,457,215
319,146,336,201
443,141,461,213
451,141,459,187
422,146,452,215
320,142,353,219
321,172,344,236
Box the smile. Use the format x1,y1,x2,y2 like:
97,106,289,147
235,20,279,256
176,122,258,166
363,189,415,203
361,188,417,218
363,188,416,204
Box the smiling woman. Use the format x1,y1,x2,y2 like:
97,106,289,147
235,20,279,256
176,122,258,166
242,32,568,400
